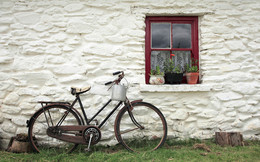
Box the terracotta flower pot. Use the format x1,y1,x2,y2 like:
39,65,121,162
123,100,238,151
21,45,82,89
186,72,199,84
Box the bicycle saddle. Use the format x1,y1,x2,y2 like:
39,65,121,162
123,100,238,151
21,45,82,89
71,86,91,95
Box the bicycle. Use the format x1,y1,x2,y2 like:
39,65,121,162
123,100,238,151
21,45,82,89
27,71,167,153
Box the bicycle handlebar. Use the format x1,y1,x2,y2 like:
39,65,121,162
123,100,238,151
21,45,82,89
105,71,124,86
113,71,122,75
105,81,113,85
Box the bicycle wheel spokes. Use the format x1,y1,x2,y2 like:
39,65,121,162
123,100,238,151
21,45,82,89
115,102,167,152
28,105,81,153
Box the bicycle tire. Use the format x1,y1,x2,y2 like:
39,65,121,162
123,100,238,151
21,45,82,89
114,101,167,152
28,104,82,153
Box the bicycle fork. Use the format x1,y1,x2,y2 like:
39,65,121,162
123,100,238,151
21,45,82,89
125,100,144,130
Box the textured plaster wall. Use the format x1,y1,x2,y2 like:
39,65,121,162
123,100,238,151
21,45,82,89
0,0,260,149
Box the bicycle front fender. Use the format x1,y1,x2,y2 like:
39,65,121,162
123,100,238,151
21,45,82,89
128,99,143,106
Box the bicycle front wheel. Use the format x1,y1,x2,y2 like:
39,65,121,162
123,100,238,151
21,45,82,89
28,105,82,153
114,102,167,152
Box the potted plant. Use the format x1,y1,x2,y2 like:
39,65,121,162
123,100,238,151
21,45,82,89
149,65,165,85
163,58,183,84
186,59,199,84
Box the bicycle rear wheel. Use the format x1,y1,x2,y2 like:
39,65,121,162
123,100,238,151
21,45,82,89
114,102,167,152
28,105,82,153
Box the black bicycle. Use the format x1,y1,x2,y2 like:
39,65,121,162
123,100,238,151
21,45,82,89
27,71,167,153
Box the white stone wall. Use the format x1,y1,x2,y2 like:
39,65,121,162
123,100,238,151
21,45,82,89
0,0,260,149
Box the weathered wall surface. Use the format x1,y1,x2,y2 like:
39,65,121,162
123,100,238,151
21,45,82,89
0,0,259,149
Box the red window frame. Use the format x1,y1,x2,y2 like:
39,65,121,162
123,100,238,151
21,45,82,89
145,16,199,84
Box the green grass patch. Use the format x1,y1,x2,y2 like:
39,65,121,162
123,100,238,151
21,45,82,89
1,139,260,162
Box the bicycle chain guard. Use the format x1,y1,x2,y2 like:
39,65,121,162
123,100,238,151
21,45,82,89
46,125,101,145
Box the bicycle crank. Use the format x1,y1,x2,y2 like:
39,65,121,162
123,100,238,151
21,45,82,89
83,126,101,145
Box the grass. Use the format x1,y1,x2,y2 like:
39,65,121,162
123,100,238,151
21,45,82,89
1,139,260,162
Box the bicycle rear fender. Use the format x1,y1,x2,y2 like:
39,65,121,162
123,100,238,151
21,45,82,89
26,104,84,127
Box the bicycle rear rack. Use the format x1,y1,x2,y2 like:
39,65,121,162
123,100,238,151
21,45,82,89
38,101,71,107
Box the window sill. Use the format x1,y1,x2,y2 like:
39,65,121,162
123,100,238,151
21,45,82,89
140,84,217,92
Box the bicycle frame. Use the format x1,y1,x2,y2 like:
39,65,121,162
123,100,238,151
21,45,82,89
67,92,145,131
69,93,123,128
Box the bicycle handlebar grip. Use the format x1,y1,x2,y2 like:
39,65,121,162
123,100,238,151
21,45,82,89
105,81,113,85
113,71,121,75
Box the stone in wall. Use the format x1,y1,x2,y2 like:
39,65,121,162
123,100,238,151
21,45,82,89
248,41,260,51
67,19,95,34
13,56,45,71
216,92,243,101
52,64,86,75
46,55,66,64
59,74,87,83
238,105,257,114
33,22,53,32
196,109,218,119
230,51,252,63
1,104,21,114
12,72,54,86
231,83,257,95
14,12,40,25
197,120,216,129
83,44,114,57
16,127,28,135
0,56,13,64
1,120,17,134
223,100,246,108
45,45,62,55
11,116,28,127
0,26,9,33
225,111,236,117
0,17,14,24
64,4,84,12
3,92,19,105
19,102,35,110
229,72,254,82
22,45,45,55
169,109,188,120
238,114,252,122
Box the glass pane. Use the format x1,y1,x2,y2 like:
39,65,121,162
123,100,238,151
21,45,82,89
172,24,191,48
172,51,191,72
151,23,171,48
151,51,170,72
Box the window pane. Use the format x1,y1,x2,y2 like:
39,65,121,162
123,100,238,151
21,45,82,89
172,51,191,72
151,23,171,48
151,51,170,71
172,24,191,48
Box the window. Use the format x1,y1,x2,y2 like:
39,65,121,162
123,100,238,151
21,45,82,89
145,16,199,84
